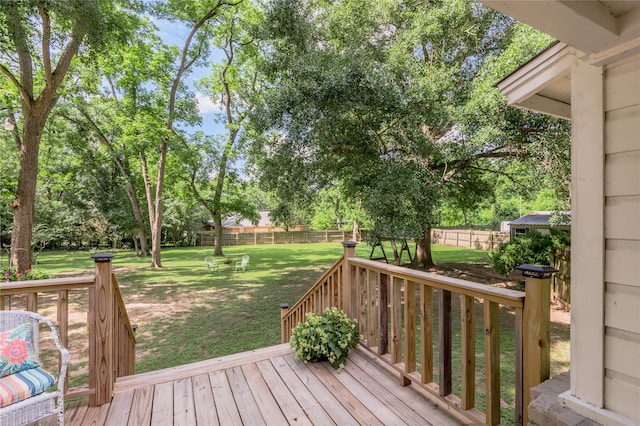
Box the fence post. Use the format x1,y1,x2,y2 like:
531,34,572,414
90,253,115,406
516,264,556,425
341,241,357,315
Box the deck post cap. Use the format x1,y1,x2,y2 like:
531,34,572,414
341,241,358,248
516,264,557,278
91,253,115,263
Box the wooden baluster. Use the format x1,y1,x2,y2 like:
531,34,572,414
484,300,500,425
461,294,475,410
27,293,37,312
58,290,69,393
367,270,378,349
421,284,433,384
404,279,416,385
378,273,389,356
515,308,524,426
358,268,367,338
391,276,402,364
439,289,452,397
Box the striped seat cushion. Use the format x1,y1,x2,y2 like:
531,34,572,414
0,368,56,408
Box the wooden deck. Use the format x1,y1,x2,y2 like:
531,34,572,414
62,344,472,425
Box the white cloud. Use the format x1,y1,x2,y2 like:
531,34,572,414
196,92,224,114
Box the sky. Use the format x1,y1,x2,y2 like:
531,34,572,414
154,18,227,138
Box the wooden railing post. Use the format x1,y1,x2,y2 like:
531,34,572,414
517,264,555,425
341,241,357,315
90,253,115,406
280,303,290,343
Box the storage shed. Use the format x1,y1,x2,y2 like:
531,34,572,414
509,211,570,239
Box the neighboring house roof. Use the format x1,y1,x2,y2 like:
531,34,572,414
510,211,571,226
220,211,272,228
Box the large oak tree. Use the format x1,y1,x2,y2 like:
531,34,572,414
252,0,569,267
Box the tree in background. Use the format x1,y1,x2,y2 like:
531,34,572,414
0,0,137,272
252,0,569,268
185,1,262,256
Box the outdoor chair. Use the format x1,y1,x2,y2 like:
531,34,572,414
205,255,218,272
235,255,250,272
0,310,69,426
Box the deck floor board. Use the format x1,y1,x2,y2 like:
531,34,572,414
64,345,469,425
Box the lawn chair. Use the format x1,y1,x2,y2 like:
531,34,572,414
0,310,69,426
205,256,218,272
235,255,250,272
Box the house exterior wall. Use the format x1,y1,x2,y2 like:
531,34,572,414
601,54,640,422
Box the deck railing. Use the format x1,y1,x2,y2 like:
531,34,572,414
281,242,551,426
0,254,135,406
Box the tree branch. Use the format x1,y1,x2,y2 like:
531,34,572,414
39,7,53,87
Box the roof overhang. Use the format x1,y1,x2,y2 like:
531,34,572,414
482,1,640,64
496,42,579,120
484,1,640,119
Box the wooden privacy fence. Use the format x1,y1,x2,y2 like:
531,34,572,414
0,254,135,406
281,242,552,426
431,228,509,251
200,229,362,246
550,246,571,307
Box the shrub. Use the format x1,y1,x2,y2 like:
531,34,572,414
1,266,51,283
489,229,569,276
290,307,361,372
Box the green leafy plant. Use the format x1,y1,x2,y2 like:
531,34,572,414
1,266,51,283
489,229,570,275
290,307,361,372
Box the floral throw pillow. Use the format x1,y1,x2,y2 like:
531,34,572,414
0,323,40,377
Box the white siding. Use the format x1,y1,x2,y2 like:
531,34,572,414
603,55,640,422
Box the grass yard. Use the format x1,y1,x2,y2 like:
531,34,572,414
25,241,569,424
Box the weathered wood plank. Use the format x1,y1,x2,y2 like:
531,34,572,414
191,373,219,426
366,269,378,348
151,382,174,426
315,359,407,425
421,284,434,384
227,365,266,426
344,351,441,424
391,276,402,364
439,289,452,397
173,377,196,425
484,301,500,426
460,294,475,410
256,359,313,425
405,280,417,377
128,386,154,426
275,356,338,425
241,362,288,425
379,273,389,356
105,389,134,426
209,369,242,426
115,343,292,393
350,349,467,426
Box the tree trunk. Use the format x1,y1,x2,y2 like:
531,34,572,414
352,219,360,241
214,215,224,256
10,111,47,272
414,225,435,269
149,142,168,268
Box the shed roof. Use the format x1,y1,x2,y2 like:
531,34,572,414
510,211,571,226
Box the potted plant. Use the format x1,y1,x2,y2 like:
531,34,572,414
289,307,361,372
